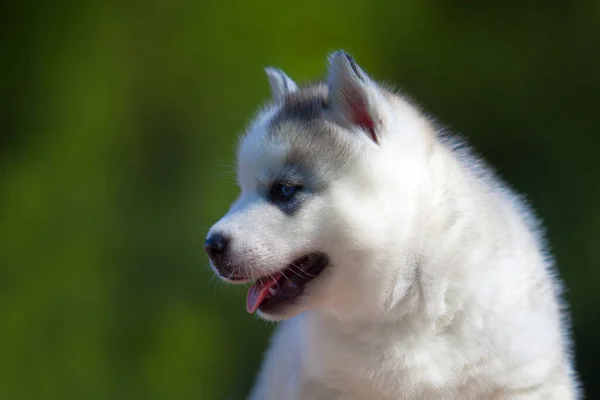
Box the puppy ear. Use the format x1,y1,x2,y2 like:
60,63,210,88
326,51,387,144
265,67,298,103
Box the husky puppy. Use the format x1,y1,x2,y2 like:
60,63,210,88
204,51,580,399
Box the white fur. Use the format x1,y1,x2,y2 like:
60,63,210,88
207,51,579,399
265,67,298,103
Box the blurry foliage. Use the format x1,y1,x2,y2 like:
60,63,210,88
1,0,599,398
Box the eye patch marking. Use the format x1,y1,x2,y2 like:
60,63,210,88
256,165,313,216
267,179,308,216
270,182,302,202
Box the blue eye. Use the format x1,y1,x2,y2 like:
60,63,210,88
273,182,300,201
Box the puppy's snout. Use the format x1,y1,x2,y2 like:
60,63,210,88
204,233,230,270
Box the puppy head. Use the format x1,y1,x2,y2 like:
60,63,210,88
206,51,433,321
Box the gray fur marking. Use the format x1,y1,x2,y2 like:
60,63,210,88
267,83,361,181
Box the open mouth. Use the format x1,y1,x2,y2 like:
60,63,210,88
245,253,329,314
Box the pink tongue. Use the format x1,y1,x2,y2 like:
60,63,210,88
246,273,281,314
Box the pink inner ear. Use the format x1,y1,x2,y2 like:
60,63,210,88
347,94,378,144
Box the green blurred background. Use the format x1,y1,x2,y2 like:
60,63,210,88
2,0,599,399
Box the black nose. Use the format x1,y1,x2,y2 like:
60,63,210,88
204,233,229,266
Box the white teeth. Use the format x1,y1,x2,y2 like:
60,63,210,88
268,288,277,295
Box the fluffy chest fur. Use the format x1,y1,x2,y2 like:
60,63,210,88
256,274,573,400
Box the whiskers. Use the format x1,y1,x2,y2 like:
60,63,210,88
289,263,316,279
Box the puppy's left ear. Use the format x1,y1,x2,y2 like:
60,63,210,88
265,67,298,103
327,51,389,144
